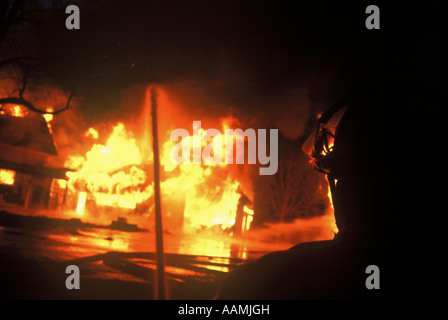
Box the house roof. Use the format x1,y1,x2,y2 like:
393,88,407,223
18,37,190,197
0,113,58,156
0,158,70,180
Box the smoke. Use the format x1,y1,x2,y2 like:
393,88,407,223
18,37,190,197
48,108,88,166
153,72,317,140
257,86,312,140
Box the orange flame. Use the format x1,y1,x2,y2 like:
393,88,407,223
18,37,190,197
43,107,54,134
327,179,339,235
64,116,243,233
65,123,153,219
0,169,15,186
11,105,27,117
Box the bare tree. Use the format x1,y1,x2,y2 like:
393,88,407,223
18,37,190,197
0,0,78,115
258,137,329,224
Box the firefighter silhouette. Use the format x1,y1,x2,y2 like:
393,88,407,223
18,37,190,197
213,2,443,300
215,86,431,299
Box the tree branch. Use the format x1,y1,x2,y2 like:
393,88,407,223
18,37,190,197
0,89,75,115
18,68,29,98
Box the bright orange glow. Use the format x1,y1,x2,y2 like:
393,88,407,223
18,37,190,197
76,191,87,215
64,113,243,233
84,128,99,139
327,180,339,234
11,105,27,117
57,179,67,189
43,107,54,122
327,183,333,209
0,169,15,185
242,205,254,233
65,123,152,218
160,117,243,232
43,107,54,134
43,113,53,122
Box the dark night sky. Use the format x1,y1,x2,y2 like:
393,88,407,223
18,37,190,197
58,1,374,85
18,0,445,135
37,1,429,116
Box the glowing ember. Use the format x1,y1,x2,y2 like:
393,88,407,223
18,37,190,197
84,128,99,139
43,107,54,133
11,105,27,117
0,169,15,186
0,104,28,117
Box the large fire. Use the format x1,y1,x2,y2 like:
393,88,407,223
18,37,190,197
65,122,152,214
0,86,339,266
62,93,247,234
0,87,337,252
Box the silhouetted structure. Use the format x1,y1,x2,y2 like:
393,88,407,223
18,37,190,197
0,108,70,210
233,187,252,236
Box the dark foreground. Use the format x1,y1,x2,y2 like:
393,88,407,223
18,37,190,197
0,211,258,300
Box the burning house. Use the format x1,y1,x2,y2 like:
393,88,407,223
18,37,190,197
59,89,255,234
0,85,331,243
0,0,336,242
0,104,70,212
